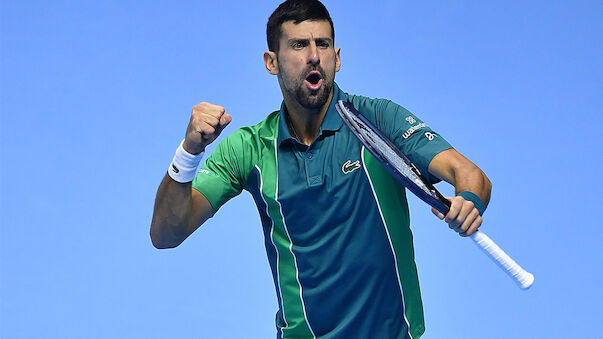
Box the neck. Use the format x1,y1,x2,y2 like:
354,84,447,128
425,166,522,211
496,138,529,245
282,89,334,146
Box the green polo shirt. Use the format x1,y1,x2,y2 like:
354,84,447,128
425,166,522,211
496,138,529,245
192,83,452,339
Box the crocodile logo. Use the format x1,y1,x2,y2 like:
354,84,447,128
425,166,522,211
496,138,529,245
342,160,361,174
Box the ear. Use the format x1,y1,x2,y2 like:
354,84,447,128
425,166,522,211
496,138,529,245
335,47,341,72
264,51,279,75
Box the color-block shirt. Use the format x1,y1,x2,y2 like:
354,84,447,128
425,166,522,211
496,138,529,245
192,83,452,339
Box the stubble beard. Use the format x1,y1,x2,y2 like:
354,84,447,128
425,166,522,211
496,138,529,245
279,63,334,110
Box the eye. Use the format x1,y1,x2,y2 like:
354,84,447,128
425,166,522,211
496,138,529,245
291,41,307,49
317,40,330,48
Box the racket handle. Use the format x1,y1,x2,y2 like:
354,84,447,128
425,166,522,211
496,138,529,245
470,231,534,289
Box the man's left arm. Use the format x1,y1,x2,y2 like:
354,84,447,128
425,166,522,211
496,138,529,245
427,148,492,237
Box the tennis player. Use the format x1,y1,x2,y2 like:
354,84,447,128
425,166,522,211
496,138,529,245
150,1,491,338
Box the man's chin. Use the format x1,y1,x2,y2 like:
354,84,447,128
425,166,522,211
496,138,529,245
296,86,331,109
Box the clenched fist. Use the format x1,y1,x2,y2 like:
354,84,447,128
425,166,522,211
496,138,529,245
183,102,232,154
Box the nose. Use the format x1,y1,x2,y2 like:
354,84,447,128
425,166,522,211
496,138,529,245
308,42,320,66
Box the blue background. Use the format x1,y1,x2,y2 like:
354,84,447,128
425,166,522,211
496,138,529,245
1,1,601,338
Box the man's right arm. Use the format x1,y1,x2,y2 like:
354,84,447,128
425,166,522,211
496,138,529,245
150,102,232,249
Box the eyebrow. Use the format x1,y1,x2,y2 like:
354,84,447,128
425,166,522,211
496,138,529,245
287,37,333,44
315,38,332,44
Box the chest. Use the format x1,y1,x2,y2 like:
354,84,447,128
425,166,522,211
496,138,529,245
276,129,368,201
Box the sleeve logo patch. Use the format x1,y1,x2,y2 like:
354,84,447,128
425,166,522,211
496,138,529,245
402,122,428,139
342,160,361,174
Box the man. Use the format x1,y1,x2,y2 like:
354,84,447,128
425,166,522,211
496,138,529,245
150,0,491,338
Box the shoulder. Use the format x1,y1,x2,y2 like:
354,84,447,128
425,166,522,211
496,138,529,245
345,93,411,120
346,93,408,112
225,110,280,144
217,110,280,146
206,110,281,176
346,93,389,110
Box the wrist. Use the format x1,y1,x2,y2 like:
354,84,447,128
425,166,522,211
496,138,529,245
168,140,205,183
457,191,486,216
182,139,205,155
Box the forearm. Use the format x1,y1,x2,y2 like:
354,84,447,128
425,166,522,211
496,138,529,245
449,163,491,207
429,149,491,206
428,149,492,237
150,174,196,249
150,101,231,249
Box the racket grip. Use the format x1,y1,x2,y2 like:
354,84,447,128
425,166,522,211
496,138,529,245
470,231,534,289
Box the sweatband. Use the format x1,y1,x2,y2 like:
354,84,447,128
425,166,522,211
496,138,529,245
168,140,204,183
457,191,486,216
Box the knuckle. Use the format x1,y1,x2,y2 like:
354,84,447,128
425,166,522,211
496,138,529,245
191,118,204,130
205,126,216,135
191,108,203,117
207,115,220,126
211,109,225,119
195,102,212,113
195,113,216,125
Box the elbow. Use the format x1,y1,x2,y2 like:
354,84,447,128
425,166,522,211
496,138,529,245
150,224,181,249
151,236,176,250
481,170,493,206
482,171,492,192
151,235,180,249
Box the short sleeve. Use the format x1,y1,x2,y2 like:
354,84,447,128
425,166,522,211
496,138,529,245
192,133,247,214
376,100,453,184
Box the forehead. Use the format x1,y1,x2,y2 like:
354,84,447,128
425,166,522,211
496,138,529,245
280,20,332,40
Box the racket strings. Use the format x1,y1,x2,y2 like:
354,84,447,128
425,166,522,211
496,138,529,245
347,113,434,198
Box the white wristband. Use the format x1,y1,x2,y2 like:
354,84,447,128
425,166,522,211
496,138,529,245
168,140,205,183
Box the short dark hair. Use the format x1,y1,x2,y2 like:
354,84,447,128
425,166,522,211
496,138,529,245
267,0,335,53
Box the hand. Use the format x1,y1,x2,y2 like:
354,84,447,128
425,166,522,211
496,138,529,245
431,196,482,237
183,102,232,154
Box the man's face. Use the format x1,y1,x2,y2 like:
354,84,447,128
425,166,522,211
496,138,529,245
274,20,340,109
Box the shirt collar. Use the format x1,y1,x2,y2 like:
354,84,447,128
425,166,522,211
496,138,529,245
277,82,346,146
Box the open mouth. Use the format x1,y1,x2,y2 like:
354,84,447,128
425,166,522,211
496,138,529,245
305,71,323,91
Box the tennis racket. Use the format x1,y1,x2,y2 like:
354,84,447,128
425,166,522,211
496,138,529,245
335,100,534,289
